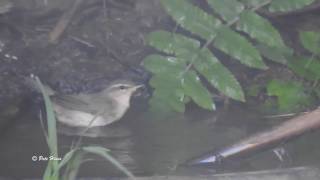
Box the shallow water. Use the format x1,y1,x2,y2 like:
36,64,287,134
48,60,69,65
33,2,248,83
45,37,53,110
0,97,319,178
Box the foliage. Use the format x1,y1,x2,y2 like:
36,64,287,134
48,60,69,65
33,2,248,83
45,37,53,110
293,30,320,82
288,56,320,81
266,30,320,113
34,77,135,180
34,76,59,180
299,31,320,55
268,0,316,12
267,80,314,112
144,0,317,112
291,30,320,81
60,146,135,180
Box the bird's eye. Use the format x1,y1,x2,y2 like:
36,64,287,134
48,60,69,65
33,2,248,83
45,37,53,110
119,85,126,90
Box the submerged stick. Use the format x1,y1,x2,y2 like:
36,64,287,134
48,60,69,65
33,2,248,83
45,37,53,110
187,107,320,165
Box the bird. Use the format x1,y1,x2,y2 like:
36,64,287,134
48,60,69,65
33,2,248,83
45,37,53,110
28,77,143,127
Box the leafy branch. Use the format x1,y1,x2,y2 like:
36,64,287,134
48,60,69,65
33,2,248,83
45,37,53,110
143,0,316,112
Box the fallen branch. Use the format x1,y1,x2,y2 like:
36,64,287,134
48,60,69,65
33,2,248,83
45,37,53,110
187,107,320,165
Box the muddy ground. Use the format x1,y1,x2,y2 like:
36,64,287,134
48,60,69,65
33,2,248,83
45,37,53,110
0,0,169,122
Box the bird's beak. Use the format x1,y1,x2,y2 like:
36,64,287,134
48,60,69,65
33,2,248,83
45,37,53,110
132,84,144,91
130,84,144,97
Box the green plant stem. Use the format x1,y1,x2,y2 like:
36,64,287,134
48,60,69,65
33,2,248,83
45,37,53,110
180,36,215,77
252,0,273,11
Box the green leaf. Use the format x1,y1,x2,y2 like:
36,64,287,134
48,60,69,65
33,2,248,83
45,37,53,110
192,48,245,101
149,96,178,113
182,71,215,110
161,0,221,40
61,151,85,180
35,77,58,157
269,0,315,13
168,94,186,112
240,0,268,7
214,26,267,69
207,0,244,22
35,76,59,179
237,11,286,49
299,31,320,55
288,56,320,81
149,74,186,112
144,51,241,110
144,55,185,75
267,79,313,112
256,43,292,64
58,149,78,170
146,30,200,56
149,71,181,89
151,89,186,112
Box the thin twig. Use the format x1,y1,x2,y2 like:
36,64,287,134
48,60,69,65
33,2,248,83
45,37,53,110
263,111,309,119
49,0,84,43
69,35,95,48
73,110,105,150
252,0,273,12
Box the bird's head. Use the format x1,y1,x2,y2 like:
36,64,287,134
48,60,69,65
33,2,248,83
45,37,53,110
103,80,143,105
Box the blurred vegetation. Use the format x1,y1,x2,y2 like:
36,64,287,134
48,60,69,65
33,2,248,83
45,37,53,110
143,0,319,113
265,30,320,113
267,80,314,112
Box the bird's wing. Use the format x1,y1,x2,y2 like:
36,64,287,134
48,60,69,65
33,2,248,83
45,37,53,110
51,94,100,114
88,96,116,115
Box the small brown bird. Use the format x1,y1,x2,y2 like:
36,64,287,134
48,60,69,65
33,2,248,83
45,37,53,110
30,78,143,127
